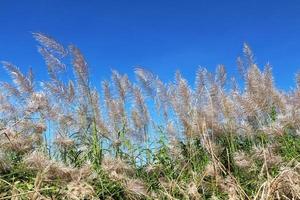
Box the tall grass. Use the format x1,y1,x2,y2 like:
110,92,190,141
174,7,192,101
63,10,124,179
1,33,300,199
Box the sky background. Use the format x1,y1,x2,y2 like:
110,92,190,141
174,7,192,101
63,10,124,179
1,0,300,90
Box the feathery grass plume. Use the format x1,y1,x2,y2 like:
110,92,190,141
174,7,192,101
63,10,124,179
262,63,285,112
69,45,103,167
101,156,135,181
243,43,255,68
102,80,125,134
102,80,112,108
210,66,238,133
234,48,284,132
107,71,131,140
195,67,207,95
42,78,77,106
261,121,285,136
26,92,49,113
23,150,92,182
70,45,90,98
33,32,67,57
219,90,237,123
2,61,34,95
38,46,66,73
90,89,109,136
0,82,21,98
237,56,246,79
135,68,170,119
67,80,75,102
194,67,210,122
102,80,127,139
0,127,37,153
134,67,157,97
112,70,132,102
131,109,143,140
174,71,192,111
33,33,67,82
108,99,126,135
55,134,75,149
169,71,194,138
166,121,179,139
131,85,150,142
290,74,300,113
216,64,227,89
195,67,228,135
35,33,73,104
237,43,256,88
135,68,169,116
23,150,50,171
155,79,170,119
0,89,16,116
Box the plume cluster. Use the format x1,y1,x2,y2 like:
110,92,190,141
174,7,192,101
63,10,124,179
1,33,300,199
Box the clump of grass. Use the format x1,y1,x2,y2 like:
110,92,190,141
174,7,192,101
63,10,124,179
1,33,300,199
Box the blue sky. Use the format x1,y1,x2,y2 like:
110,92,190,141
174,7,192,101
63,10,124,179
1,0,300,90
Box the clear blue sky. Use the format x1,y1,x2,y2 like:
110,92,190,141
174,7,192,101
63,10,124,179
1,0,300,90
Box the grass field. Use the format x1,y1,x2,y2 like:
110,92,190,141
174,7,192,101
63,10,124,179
1,33,300,199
